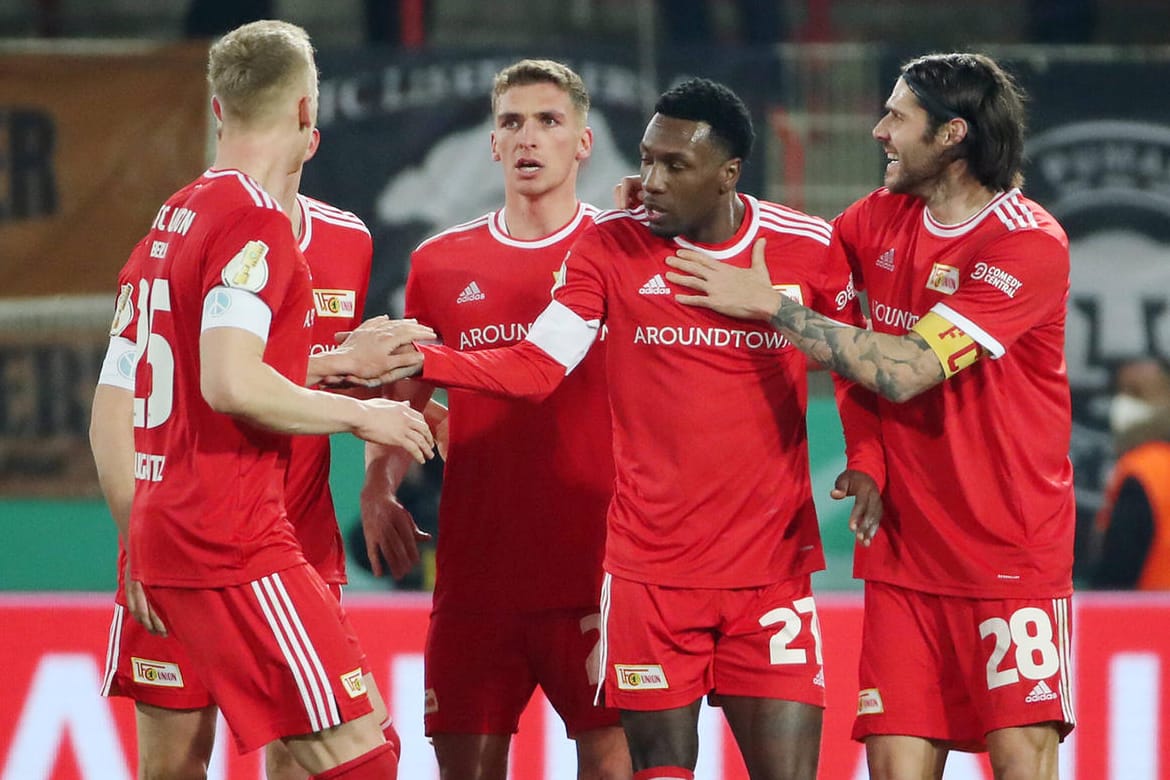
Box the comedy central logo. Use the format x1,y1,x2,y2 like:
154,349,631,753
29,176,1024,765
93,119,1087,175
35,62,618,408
614,664,669,690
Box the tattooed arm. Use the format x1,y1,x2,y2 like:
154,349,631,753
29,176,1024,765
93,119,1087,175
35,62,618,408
665,238,949,403
768,295,944,402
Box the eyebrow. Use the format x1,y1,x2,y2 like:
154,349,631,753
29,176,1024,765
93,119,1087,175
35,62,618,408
497,109,567,123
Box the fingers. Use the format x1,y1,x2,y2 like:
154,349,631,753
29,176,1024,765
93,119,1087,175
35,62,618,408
751,237,768,268
834,469,883,546
365,536,385,578
673,293,718,309
664,270,707,291
127,581,167,636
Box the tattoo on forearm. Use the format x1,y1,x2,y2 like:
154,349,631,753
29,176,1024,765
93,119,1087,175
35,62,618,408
769,298,943,401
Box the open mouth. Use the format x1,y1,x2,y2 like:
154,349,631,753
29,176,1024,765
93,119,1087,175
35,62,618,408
642,200,667,221
515,158,542,174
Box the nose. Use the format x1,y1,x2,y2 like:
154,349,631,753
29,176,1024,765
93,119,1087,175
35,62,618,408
872,115,889,141
517,118,537,147
642,163,666,193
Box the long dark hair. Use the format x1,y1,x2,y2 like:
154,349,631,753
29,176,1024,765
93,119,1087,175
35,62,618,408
901,52,1028,191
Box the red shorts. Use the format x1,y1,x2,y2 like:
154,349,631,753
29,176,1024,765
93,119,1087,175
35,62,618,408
102,583,344,712
600,573,826,711
424,606,620,738
102,604,214,709
145,566,369,753
853,581,1076,750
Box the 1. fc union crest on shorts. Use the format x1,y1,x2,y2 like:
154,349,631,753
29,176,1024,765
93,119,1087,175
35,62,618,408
131,657,185,688
614,664,669,690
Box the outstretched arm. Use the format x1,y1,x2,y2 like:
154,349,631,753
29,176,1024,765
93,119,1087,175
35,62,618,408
416,300,601,401
666,238,954,402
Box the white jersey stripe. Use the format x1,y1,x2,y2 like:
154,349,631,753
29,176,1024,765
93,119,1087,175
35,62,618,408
201,169,281,211
414,214,492,252
235,173,275,210
758,217,832,246
100,604,124,697
270,572,342,726
303,198,364,221
1005,193,1039,229
307,210,372,235
757,204,832,235
253,577,325,733
594,209,646,227
594,572,613,706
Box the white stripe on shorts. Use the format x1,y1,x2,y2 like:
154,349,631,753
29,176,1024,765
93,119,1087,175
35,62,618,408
1053,596,1076,725
252,574,340,733
594,572,613,706
101,604,124,697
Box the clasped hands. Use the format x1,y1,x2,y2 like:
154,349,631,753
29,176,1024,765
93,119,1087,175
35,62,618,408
317,315,430,388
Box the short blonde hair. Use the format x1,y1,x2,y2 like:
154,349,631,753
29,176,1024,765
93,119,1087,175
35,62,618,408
208,20,317,124
491,59,589,124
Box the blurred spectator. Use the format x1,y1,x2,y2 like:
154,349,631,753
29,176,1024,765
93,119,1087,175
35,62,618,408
184,0,272,38
661,0,787,45
1090,356,1170,589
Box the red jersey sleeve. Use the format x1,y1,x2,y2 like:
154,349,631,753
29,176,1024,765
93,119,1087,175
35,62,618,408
933,228,1068,358
202,207,303,314
551,227,609,323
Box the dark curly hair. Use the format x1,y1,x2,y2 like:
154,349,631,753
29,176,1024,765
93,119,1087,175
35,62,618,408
654,77,754,161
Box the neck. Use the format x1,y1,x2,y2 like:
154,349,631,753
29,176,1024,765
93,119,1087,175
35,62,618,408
502,186,579,240
212,132,299,215
921,167,1000,225
686,192,745,245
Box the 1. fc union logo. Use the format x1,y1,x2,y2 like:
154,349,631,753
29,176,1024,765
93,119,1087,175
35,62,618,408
614,664,669,690
131,657,185,688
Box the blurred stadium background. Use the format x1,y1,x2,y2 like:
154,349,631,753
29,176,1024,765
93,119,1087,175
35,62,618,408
1,1,1169,778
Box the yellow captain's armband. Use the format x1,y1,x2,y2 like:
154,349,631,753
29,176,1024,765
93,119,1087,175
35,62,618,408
911,311,982,378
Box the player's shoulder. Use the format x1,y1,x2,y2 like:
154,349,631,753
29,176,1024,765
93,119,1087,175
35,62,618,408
581,207,650,244
298,194,371,237
413,211,495,255
753,196,833,247
194,168,284,214
983,189,1068,246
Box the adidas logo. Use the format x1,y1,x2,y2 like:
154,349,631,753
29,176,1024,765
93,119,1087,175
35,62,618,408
456,281,485,304
812,669,825,688
876,248,896,271
1025,680,1059,703
638,274,671,295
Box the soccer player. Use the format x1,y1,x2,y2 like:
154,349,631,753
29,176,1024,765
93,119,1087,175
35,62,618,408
381,78,885,780
663,53,1076,780
115,20,433,780
362,59,631,780
95,187,405,777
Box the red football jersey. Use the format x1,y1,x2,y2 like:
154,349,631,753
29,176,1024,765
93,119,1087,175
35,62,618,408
407,203,615,612
838,188,1075,598
284,195,373,584
129,169,314,587
422,195,868,589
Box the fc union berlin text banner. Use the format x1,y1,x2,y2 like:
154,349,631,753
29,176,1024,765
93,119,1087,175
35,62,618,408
2,594,1167,779
0,42,210,298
